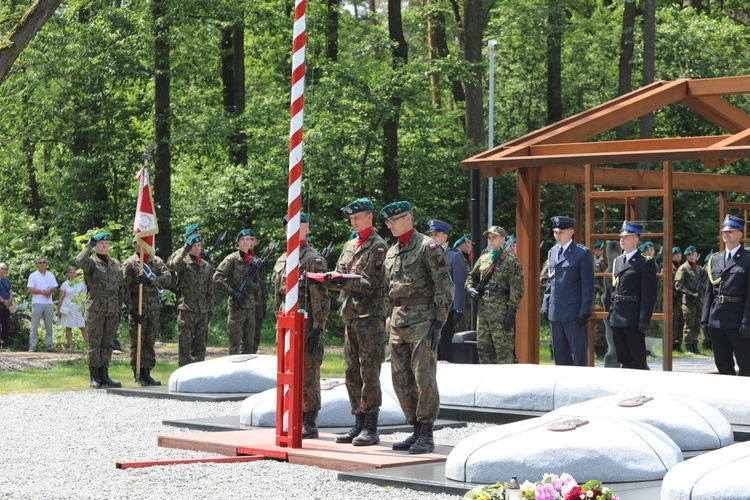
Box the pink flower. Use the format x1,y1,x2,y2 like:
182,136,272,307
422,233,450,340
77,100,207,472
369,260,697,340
564,485,583,500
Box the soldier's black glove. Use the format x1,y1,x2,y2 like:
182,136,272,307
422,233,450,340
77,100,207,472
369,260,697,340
540,309,548,322
638,322,649,335
428,320,442,351
305,327,324,358
741,324,750,339
324,273,346,287
467,286,480,301
136,273,152,285
262,302,268,319
690,292,699,301
330,296,341,313
577,313,590,328
129,308,144,325
673,291,680,299
229,290,245,305
86,237,96,248
184,240,193,251
453,311,463,328
504,308,516,332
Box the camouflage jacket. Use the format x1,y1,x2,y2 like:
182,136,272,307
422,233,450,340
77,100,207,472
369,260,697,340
674,261,707,305
122,253,173,311
272,244,330,329
333,230,388,320
170,247,215,313
213,251,259,310
75,246,124,314
383,230,454,331
466,250,525,310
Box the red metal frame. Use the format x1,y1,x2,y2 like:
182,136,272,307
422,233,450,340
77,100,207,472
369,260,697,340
275,310,305,448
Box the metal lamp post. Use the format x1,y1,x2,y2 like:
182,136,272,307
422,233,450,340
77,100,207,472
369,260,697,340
488,39,498,227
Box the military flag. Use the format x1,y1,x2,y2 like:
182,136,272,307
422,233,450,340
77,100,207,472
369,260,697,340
133,165,158,256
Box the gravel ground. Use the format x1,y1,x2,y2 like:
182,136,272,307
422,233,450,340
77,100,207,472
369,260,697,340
0,391,490,499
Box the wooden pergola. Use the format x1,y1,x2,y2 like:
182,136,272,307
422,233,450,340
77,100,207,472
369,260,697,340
462,75,750,370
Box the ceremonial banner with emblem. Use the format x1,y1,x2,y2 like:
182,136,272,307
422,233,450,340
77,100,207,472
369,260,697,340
133,166,158,256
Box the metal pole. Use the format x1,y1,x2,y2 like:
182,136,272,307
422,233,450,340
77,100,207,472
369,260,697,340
487,39,497,227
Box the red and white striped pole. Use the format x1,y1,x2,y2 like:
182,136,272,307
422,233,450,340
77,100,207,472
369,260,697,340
276,0,306,448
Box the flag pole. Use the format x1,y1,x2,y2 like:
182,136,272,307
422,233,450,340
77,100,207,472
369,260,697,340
136,245,145,377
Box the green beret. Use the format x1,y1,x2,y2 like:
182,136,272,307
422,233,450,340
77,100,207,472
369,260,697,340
704,252,714,264
453,233,471,248
344,198,373,216
684,245,697,254
184,223,201,236
672,246,681,254
282,212,309,226
594,240,604,249
93,231,112,242
379,201,411,221
235,228,255,242
504,236,516,250
186,234,202,245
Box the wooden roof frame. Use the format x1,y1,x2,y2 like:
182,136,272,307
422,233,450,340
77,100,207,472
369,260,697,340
461,76,750,368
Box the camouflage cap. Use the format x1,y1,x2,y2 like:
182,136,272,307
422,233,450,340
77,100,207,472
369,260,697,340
483,226,506,237
684,245,697,255
93,231,112,242
235,228,255,242
282,212,309,226
344,198,373,216
379,201,412,221
453,233,471,248
184,223,201,236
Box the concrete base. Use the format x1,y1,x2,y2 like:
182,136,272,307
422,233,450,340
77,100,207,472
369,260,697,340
107,385,254,402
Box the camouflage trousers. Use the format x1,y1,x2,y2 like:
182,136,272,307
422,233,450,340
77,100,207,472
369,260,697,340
477,300,515,364
673,298,684,345
129,307,160,371
682,301,703,345
252,304,264,354
303,316,324,413
86,309,119,368
390,323,440,424
226,304,256,355
177,309,209,367
344,317,387,415
594,320,607,348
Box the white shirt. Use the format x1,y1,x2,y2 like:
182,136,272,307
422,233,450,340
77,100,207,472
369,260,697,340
624,249,639,261
27,270,58,305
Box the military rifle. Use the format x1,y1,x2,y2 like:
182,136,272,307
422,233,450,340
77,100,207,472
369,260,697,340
142,261,177,305
205,230,228,260
320,241,335,261
472,250,505,303
691,254,704,304
236,240,280,302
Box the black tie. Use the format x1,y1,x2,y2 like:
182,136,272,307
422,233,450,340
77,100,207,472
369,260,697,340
726,252,730,265
558,247,563,260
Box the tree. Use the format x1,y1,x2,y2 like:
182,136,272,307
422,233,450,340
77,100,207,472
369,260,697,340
546,0,563,124
153,0,172,259
615,0,637,140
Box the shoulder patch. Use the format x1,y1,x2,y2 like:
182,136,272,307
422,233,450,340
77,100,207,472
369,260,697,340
429,242,437,250
315,257,322,264
376,247,385,254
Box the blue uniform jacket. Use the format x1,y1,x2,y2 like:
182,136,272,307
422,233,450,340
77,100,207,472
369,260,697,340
609,251,657,327
542,241,595,322
447,247,467,312
702,246,750,329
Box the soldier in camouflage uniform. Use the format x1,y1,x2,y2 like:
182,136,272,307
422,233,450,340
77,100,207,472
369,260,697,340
272,212,330,439
167,223,213,267
452,234,472,333
466,226,525,364
593,240,608,359
213,229,259,355
122,240,173,385
75,232,124,389
671,246,684,351
248,232,267,354
322,198,389,447
381,201,453,455
675,245,707,354
171,234,215,366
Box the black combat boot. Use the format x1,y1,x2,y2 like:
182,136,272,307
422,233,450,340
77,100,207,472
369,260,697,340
353,412,380,446
134,369,146,386
89,366,102,389
408,422,435,454
672,343,683,353
392,422,422,451
335,413,365,444
100,366,122,388
142,368,162,386
702,339,712,351
302,411,319,439
689,343,702,355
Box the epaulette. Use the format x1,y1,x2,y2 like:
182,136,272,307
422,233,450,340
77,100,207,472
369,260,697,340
641,253,652,260
576,243,588,250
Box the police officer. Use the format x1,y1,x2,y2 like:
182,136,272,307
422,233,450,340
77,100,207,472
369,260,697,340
466,226,525,364
214,229,260,355
381,201,453,454
451,233,472,334
428,219,461,362
171,234,215,366
75,232,124,389
593,240,608,359
702,215,750,376
325,198,388,446
272,213,330,438
609,222,657,370
541,216,595,366
675,245,707,355
122,239,173,385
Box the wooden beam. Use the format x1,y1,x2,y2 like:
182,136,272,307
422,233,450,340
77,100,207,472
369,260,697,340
528,136,722,156
662,161,674,371
699,127,750,169
681,95,750,133
515,168,541,364
687,75,750,97
589,189,664,199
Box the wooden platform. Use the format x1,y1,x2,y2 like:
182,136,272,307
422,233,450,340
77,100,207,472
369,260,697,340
158,428,452,472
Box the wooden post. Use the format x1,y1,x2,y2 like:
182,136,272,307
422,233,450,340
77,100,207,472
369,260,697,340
515,167,541,363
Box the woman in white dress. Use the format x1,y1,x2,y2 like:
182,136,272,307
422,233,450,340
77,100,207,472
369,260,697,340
57,266,88,350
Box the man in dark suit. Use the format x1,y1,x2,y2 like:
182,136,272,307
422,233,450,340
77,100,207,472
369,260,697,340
541,216,595,366
609,221,658,370
702,214,750,376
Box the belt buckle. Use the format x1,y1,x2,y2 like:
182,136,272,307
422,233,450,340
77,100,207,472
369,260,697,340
484,290,492,298
718,295,724,304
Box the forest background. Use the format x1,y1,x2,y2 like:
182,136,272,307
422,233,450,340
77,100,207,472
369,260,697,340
1,0,749,327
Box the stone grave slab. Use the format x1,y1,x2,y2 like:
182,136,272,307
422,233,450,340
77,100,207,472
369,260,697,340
661,441,750,500
548,394,733,452
445,415,682,484
168,354,277,393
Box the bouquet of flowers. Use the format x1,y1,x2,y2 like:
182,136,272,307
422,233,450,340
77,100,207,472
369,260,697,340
464,473,618,500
